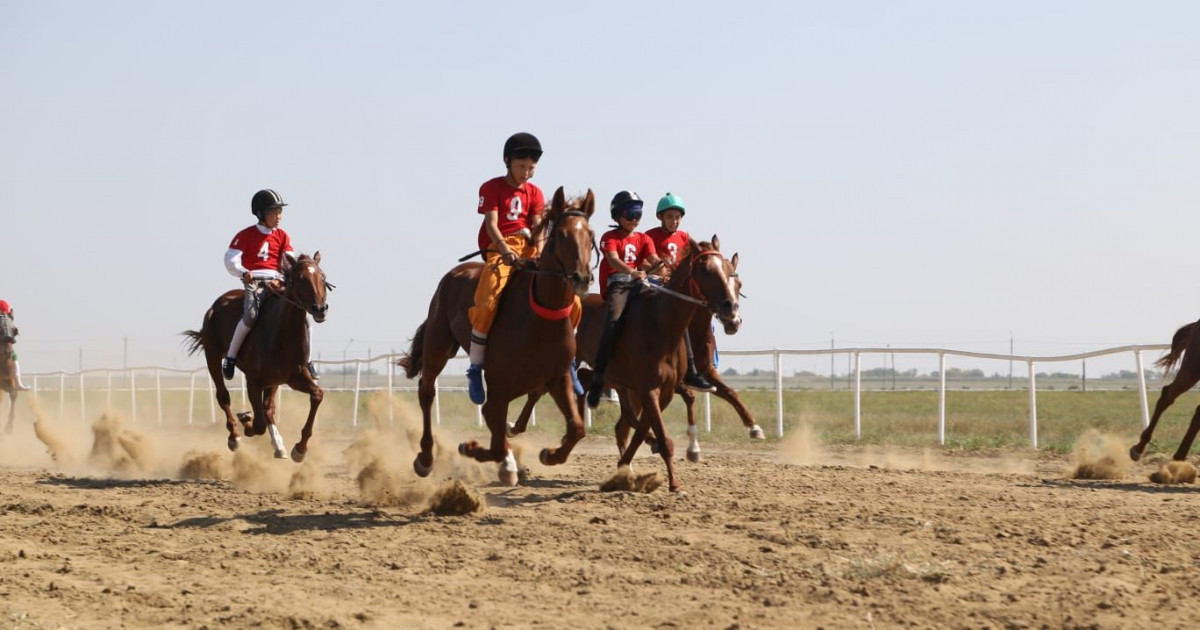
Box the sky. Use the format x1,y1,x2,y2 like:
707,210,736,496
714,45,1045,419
2,1,1199,379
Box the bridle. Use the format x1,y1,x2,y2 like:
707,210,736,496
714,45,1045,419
523,209,597,281
269,262,332,316
643,250,733,314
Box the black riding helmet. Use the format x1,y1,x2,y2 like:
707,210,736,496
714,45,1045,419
609,191,644,223
251,189,287,219
503,132,543,163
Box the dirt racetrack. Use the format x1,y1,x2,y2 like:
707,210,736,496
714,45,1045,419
2,408,1200,629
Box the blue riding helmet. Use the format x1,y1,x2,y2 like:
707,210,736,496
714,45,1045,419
609,190,644,222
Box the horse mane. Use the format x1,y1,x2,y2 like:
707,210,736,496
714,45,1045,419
531,195,588,245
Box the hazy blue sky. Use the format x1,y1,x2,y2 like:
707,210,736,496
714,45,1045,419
3,1,1199,377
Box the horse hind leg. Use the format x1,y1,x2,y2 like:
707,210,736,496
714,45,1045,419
1132,373,1200,461
261,385,289,459
207,358,241,451
458,399,518,485
509,390,543,437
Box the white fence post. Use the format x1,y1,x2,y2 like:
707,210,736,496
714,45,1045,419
79,371,85,424
352,360,362,427
187,371,195,425
476,403,483,428
1134,349,1150,429
853,352,862,440
937,352,946,446
240,372,247,409
130,369,137,424
1028,360,1038,449
531,407,537,427
155,368,163,426
774,351,784,437
704,392,712,433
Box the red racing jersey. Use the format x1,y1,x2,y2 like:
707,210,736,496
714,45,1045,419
599,228,657,299
645,227,690,266
228,225,294,278
476,177,545,251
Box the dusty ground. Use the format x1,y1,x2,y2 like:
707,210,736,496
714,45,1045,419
2,405,1200,629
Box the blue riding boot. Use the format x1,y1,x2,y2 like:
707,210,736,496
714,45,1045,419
466,364,486,405
568,361,584,396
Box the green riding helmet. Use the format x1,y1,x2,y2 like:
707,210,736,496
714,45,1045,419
656,192,686,217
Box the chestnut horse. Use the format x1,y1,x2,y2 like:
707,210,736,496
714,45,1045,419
579,237,741,494
1130,320,1200,463
184,253,329,461
398,188,595,485
0,343,17,435
509,246,757,463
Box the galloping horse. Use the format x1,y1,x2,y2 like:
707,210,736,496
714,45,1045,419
0,343,18,435
399,188,595,485
1130,320,1200,463
184,253,329,461
580,237,741,494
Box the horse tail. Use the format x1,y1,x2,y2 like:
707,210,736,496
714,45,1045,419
182,330,205,357
1154,322,1195,374
398,322,426,379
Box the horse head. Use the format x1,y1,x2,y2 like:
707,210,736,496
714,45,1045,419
280,251,331,323
536,187,596,297
676,236,742,335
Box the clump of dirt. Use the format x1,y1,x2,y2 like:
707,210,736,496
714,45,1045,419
426,480,484,515
89,413,155,476
599,466,662,493
1067,430,1130,480
1149,461,1197,484
178,450,228,480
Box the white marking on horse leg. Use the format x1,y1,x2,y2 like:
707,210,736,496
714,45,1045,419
749,424,765,440
498,449,519,486
686,425,701,462
268,425,289,459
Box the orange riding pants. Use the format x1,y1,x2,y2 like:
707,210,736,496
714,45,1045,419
469,234,582,334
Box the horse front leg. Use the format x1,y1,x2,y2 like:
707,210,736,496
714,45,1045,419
676,385,701,462
708,371,764,439
286,373,323,463
458,398,518,485
540,374,586,466
244,380,267,437
261,385,289,459
207,358,241,451
641,390,683,495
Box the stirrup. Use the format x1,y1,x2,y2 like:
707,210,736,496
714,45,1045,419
221,357,236,381
466,364,486,405
683,371,717,393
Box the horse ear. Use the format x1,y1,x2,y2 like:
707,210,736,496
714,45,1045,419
313,251,321,265
731,252,739,270
711,235,721,251
552,186,566,216
281,253,295,273
583,189,596,218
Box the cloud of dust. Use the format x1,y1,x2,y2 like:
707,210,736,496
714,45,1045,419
88,412,161,476
231,447,293,494
345,429,435,508
778,423,821,466
1149,460,1197,484
1068,429,1131,480
178,450,230,480
286,461,327,500
29,404,82,468
427,479,484,515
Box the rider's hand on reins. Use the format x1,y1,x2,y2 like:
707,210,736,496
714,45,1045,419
241,271,253,284
500,250,518,266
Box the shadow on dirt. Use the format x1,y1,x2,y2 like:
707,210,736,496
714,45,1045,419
161,508,423,535
41,476,217,490
1036,478,1200,495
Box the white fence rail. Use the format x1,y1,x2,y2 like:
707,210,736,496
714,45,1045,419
23,344,1170,448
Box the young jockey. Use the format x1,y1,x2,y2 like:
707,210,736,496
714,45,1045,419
466,132,583,404
0,300,30,390
585,191,663,408
646,192,716,392
222,189,316,381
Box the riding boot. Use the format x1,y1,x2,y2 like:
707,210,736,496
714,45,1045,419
568,360,584,396
586,320,621,408
466,331,487,405
681,329,716,392
307,362,320,381
224,320,252,380
12,360,29,391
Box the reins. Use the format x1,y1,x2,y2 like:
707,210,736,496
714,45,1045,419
642,250,726,311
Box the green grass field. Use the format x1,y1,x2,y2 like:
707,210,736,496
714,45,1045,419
23,381,1200,459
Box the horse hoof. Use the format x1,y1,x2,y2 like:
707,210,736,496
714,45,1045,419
499,452,519,486
1129,446,1143,462
506,422,518,438
650,442,661,455
687,450,701,463
227,436,240,452
291,446,306,463
413,456,432,478
539,448,552,466
749,425,766,440
518,466,531,483
458,442,469,456
673,489,689,499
